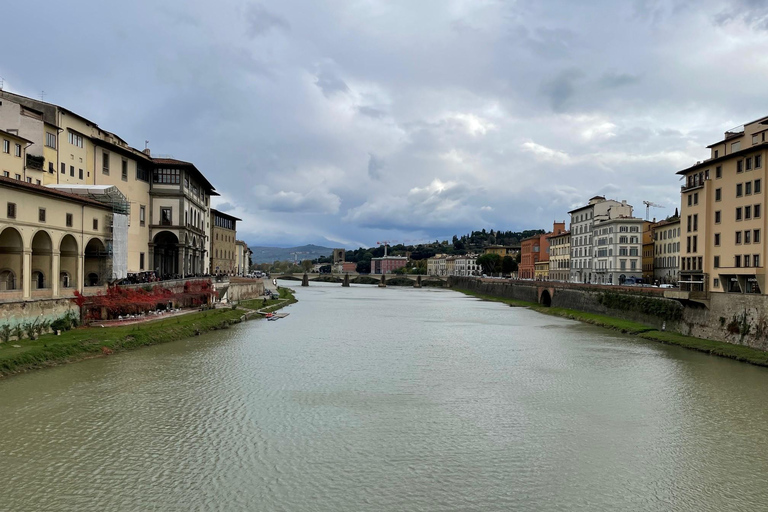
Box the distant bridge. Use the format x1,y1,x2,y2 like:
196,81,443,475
274,273,448,286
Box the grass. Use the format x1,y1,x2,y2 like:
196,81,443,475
0,288,298,378
452,286,768,368
239,288,297,312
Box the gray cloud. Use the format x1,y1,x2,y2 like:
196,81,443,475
368,153,385,180
2,0,767,247
244,3,290,37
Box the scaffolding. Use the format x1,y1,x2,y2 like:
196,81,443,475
47,185,130,281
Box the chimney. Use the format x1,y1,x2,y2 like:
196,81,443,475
143,148,151,156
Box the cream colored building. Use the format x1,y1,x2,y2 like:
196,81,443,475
653,217,681,284
445,256,456,276
678,116,768,294
534,260,549,281
211,209,239,275
454,254,480,276
0,177,113,300
427,255,446,276
235,240,251,276
547,231,570,281
0,129,32,182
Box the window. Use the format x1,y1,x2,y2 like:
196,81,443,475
48,162,54,173
746,157,753,171
14,174,20,180
692,236,697,253
14,144,21,157
161,207,172,226
687,194,692,206
736,255,742,267
70,165,74,177
686,236,691,253
26,177,31,184
140,253,145,270
61,163,65,174
716,166,722,178
733,141,741,153
694,192,699,205
736,231,742,244
693,214,698,231
122,160,128,180
756,179,762,193
745,255,751,267
139,205,146,226
66,213,73,227
153,168,180,185
136,163,149,182
38,208,46,222
102,152,110,174
745,205,752,220
714,278,720,288
746,230,752,244
714,256,720,268
736,207,743,221
35,180,40,185
46,132,56,149
737,160,744,173
2,140,9,153
754,134,759,145
755,255,761,268
757,155,763,168
755,230,761,243
747,182,753,195
715,233,721,246
737,183,743,197
7,203,16,219
68,132,84,148
687,216,692,232
79,168,83,180
2,171,7,177
93,218,98,230
715,188,722,201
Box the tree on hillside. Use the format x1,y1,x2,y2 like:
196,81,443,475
477,253,501,275
301,259,313,272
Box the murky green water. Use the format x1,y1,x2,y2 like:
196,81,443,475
2,282,768,511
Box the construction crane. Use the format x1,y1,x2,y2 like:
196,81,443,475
643,201,664,221
377,240,397,256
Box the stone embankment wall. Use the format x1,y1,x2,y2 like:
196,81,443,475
0,298,78,329
450,277,682,332
227,278,265,301
450,277,768,351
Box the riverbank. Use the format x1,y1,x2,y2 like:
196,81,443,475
453,287,768,368
0,288,297,378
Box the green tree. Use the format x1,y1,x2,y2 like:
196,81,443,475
502,255,517,274
301,259,313,272
477,253,501,275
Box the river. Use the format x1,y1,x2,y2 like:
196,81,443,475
2,282,768,511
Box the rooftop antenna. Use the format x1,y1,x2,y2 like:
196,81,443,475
0,78,4,91
40,90,45,102
145,140,149,149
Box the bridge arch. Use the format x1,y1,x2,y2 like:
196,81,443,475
539,288,553,307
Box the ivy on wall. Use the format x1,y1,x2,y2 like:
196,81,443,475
596,292,683,322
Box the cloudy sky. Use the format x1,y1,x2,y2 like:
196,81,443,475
3,0,767,247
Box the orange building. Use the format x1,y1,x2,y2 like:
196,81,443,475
519,221,566,280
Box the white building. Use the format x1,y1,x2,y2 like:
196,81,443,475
568,196,634,283
593,217,644,285
454,254,480,276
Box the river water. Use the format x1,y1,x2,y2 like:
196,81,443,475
2,282,768,511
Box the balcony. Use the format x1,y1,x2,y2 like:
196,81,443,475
681,182,704,193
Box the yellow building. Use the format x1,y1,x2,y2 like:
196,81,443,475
546,231,570,281
210,209,240,275
654,217,681,284
534,260,549,281
642,221,655,283
0,177,113,299
484,245,520,257
678,116,767,295
0,129,32,181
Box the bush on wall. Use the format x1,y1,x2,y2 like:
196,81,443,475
596,292,683,322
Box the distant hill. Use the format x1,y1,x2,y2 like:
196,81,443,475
249,244,335,264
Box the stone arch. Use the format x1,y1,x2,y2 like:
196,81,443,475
84,237,107,286
31,230,53,289
153,231,179,278
59,234,78,289
0,227,23,291
539,288,553,307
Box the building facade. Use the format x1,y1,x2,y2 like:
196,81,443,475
0,177,113,299
427,255,446,276
592,217,644,285
642,221,655,283
654,217,681,284
235,240,251,276
371,256,407,274
547,231,570,282
568,197,633,283
678,117,767,295
210,209,240,275
454,254,480,276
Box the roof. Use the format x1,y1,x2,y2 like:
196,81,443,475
0,177,112,210
211,208,242,222
547,230,571,239
677,141,768,175
153,157,216,192
0,129,33,145
0,90,100,130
